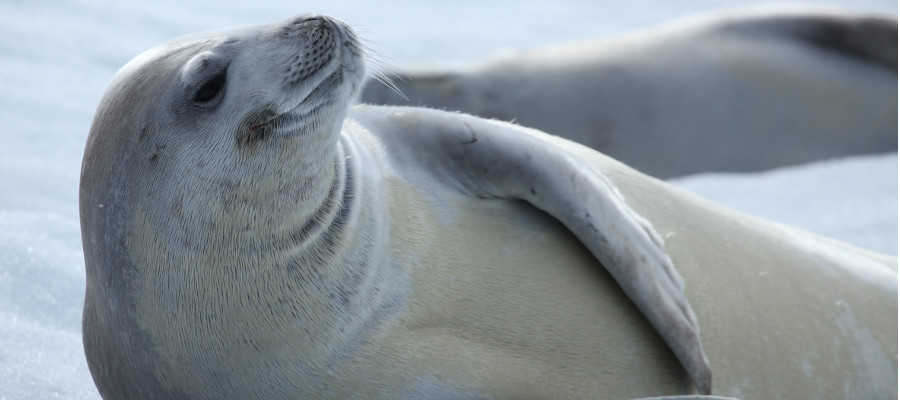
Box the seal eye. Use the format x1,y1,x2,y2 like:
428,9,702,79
194,73,226,103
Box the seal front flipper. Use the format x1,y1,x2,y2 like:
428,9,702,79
356,106,712,395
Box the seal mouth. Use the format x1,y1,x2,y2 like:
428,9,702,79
295,68,344,111
237,108,278,149
237,70,345,148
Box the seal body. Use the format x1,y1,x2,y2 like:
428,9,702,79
80,13,896,400
80,14,707,399
360,7,899,178
351,106,898,399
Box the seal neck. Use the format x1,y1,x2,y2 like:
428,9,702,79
280,140,352,254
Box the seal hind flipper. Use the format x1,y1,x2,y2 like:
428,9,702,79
359,106,713,395
718,11,898,69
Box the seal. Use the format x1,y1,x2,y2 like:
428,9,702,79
359,7,898,178
80,13,896,400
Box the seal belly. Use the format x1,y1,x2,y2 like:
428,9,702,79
328,175,691,399
560,137,899,399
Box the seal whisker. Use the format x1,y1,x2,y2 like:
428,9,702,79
359,42,408,101
367,70,408,101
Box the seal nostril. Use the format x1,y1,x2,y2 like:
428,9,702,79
282,15,333,39
293,15,327,28
280,15,343,86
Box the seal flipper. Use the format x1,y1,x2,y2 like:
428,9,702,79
718,10,898,69
630,396,739,400
358,106,712,394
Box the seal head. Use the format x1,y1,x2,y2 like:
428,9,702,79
80,14,366,398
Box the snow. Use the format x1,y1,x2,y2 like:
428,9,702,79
0,0,895,398
671,153,898,255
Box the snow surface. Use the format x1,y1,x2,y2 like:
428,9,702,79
0,0,895,398
671,153,898,255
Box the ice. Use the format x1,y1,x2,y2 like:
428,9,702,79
671,153,898,255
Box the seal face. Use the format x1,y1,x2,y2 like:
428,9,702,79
82,13,709,399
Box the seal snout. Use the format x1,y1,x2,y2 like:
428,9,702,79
268,14,364,116
283,16,338,87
